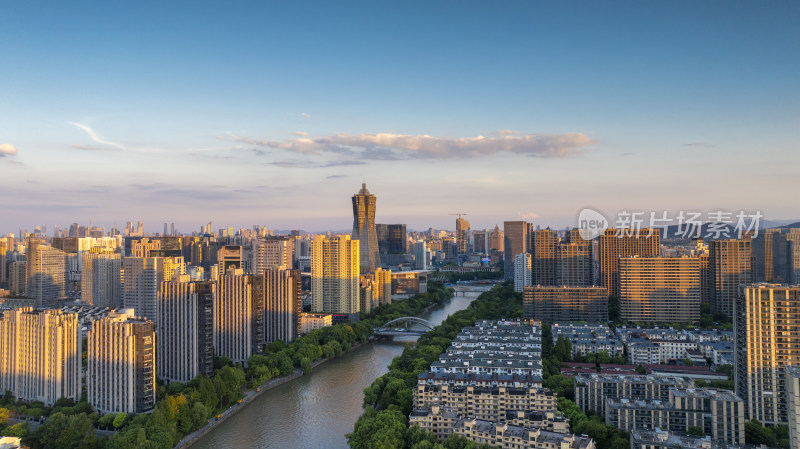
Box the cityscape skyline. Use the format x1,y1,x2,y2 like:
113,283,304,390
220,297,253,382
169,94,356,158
2,1,798,232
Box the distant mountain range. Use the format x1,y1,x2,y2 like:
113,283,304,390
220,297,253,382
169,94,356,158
661,220,800,241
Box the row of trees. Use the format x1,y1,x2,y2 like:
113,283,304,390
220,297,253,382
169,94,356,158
348,282,523,449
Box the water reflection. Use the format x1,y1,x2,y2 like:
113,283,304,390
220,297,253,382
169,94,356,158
193,292,482,449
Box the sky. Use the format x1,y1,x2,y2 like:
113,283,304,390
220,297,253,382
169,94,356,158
1,1,798,234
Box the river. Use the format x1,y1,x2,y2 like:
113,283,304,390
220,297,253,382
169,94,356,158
191,289,485,449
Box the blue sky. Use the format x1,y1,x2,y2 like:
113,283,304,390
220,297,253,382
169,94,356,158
1,1,798,233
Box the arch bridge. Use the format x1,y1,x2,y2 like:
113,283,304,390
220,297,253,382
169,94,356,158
373,317,435,338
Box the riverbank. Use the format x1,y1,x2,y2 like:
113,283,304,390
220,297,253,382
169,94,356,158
175,341,366,449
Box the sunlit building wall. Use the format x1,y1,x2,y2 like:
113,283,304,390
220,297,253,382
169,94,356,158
598,229,661,298
87,309,155,414
0,308,81,405
735,284,800,425
523,286,608,323
710,238,752,318
351,183,380,274
310,235,360,314
25,237,66,305
618,256,700,323
123,256,185,324
81,248,121,308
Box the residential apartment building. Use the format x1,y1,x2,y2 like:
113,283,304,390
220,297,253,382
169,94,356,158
214,268,264,363
523,286,608,323
618,256,700,323
598,229,661,298
310,235,360,314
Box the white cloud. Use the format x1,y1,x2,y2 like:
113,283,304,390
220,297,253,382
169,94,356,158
293,131,309,137
520,212,541,221
230,131,593,160
69,122,126,151
490,130,520,136
0,143,17,156
300,113,311,118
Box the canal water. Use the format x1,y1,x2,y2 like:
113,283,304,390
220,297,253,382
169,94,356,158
192,289,485,449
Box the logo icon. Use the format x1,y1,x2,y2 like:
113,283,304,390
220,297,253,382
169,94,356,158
577,208,609,240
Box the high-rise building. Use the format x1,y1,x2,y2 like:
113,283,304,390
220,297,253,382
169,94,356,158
735,284,800,425
252,237,294,274
514,253,532,292
157,277,214,383
361,267,391,310
709,238,752,318
472,230,488,254
81,248,121,308
263,267,301,343
530,229,558,286
8,261,26,296
352,183,380,274
87,309,155,414
523,286,608,323
25,236,67,305
0,238,7,285
774,229,800,284
598,229,661,297
489,225,504,252
0,308,81,405
456,218,470,255
216,245,244,275
413,241,428,270
786,366,800,449
310,235,360,313
503,221,529,281
131,238,161,258
214,268,264,363
618,256,700,323
123,256,185,324
753,229,782,282
556,237,593,287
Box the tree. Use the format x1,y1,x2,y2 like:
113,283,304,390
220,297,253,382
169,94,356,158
346,408,407,449
113,412,127,429
300,357,312,375
98,412,115,429
32,412,95,448
0,408,9,426
688,426,705,437
2,422,28,438
541,323,554,357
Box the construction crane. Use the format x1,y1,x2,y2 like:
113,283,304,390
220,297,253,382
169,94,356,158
449,213,468,220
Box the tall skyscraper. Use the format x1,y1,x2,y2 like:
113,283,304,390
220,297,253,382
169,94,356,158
0,308,81,405
598,228,661,297
0,238,7,285
81,248,121,308
214,268,264,363
455,218,470,255
514,253,532,292
87,309,155,414
472,230,488,254
709,238,752,317
774,229,800,284
25,236,67,305
413,241,428,270
263,267,301,343
530,229,558,286
503,221,529,281
735,284,800,426
352,183,380,274
157,277,214,383
618,256,701,322
310,235,360,313
753,229,782,282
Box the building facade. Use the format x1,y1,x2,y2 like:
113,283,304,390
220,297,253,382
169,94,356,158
735,284,800,425
598,229,661,298
352,183,380,274
504,221,529,281
263,267,301,343
25,237,67,305
618,256,700,323
523,286,608,323
310,235,360,314
81,248,121,308
709,239,752,318
514,253,532,292
0,308,81,405
157,278,214,383
87,309,155,414
214,268,264,363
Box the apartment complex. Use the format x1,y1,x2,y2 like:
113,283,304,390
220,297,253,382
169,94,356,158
618,256,700,322
0,308,81,405
735,284,800,425
87,309,155,414
214,268,264,363
598,228,661,297
709,239,752,318
523,286,608,323
310,235,360,314
263,267,302,343
574,373,693,416
81,248,121,308
157,278,214,383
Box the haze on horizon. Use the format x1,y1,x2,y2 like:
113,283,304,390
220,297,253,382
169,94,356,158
1,1,798,233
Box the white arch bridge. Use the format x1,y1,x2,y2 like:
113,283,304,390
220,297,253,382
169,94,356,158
373,317,435,338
